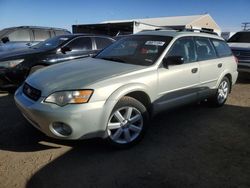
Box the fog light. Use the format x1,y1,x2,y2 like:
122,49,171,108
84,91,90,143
51,122,72,136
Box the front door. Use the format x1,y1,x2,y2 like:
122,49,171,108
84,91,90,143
156,37,200,112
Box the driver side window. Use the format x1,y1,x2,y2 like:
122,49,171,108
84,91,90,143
167,37,196,64
66,37,92,52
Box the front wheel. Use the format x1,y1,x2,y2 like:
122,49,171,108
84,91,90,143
209,77,230,107
106,96,149,148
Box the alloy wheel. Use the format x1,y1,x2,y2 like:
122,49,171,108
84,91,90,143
217,80,229,104
107,106,143,144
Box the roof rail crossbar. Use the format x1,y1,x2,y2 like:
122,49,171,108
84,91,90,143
180,28,218,35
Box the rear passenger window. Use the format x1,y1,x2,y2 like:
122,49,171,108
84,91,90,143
95,37,113,49
8,29,30,41
195,37,217,61
34,30,50,41
211,39,232,57
167,37,196,63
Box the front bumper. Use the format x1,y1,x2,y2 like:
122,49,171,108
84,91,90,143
14,87,107,140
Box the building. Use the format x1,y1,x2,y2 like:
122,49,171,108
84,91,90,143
72,14,221,36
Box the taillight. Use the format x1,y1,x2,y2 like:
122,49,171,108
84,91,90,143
234,56,238,64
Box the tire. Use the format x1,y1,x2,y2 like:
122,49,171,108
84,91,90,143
106,96,149,148
28,65,45,76
209,77,230,107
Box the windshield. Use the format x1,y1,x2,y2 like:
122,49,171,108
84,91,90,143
0,29,11,38
31,36,72,49
95,35,173,66
228,32,250,43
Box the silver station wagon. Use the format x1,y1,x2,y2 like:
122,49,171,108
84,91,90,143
15,30,238,147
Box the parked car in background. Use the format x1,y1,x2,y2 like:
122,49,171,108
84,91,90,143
0,26,70,52
15,30,238,148
227,30,250,73
0,34,115,90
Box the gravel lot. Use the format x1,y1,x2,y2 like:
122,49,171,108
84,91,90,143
0,75,249,188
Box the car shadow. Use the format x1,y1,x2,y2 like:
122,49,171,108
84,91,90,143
237,72,250,84
1,93,250,187
0,94,109,152
24,104,250,188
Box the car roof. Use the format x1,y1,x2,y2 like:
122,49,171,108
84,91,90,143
136,30,224,40
56,34,115,40
2,26,69,31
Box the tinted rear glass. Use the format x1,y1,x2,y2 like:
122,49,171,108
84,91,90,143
228,32,250,43
211,39,232,57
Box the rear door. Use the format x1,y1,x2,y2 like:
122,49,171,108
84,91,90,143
195,37,223,94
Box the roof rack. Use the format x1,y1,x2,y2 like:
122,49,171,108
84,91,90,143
4,26,69,31
180,28,218,35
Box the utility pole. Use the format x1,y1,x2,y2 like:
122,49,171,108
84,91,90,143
242,22,250,30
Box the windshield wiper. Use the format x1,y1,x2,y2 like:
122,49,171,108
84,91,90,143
99,57,126,63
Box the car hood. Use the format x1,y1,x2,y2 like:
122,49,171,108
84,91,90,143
0,47,47,60
228,43,250,50
26,57,146,96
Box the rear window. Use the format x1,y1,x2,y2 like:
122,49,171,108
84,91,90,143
211,39,232,57
34,29,50,41
228,32,250,43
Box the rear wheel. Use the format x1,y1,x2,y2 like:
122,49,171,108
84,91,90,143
106,96,149,148
209,77,230,107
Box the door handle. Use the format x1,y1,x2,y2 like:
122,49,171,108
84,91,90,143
218,63,222,68
191,68,198,73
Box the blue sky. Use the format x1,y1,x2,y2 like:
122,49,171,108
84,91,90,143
0,0,249,32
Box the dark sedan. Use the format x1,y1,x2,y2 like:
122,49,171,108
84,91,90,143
0,34,115,91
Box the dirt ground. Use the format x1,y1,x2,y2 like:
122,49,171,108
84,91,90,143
0,75,249,188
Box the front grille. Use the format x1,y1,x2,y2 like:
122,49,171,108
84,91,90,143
23,83,41,101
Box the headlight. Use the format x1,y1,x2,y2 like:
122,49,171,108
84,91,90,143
0,59,24,68
44,90,93,106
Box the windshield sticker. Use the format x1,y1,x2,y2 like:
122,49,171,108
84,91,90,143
145,41,165,46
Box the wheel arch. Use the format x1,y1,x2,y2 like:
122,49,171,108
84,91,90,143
216,71,233,92
100,83,153,135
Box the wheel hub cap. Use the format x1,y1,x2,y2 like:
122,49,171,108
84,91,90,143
107,106,143,144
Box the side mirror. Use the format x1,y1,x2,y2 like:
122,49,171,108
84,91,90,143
162,56,184,68
61,46,72,54
1,36,10,44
